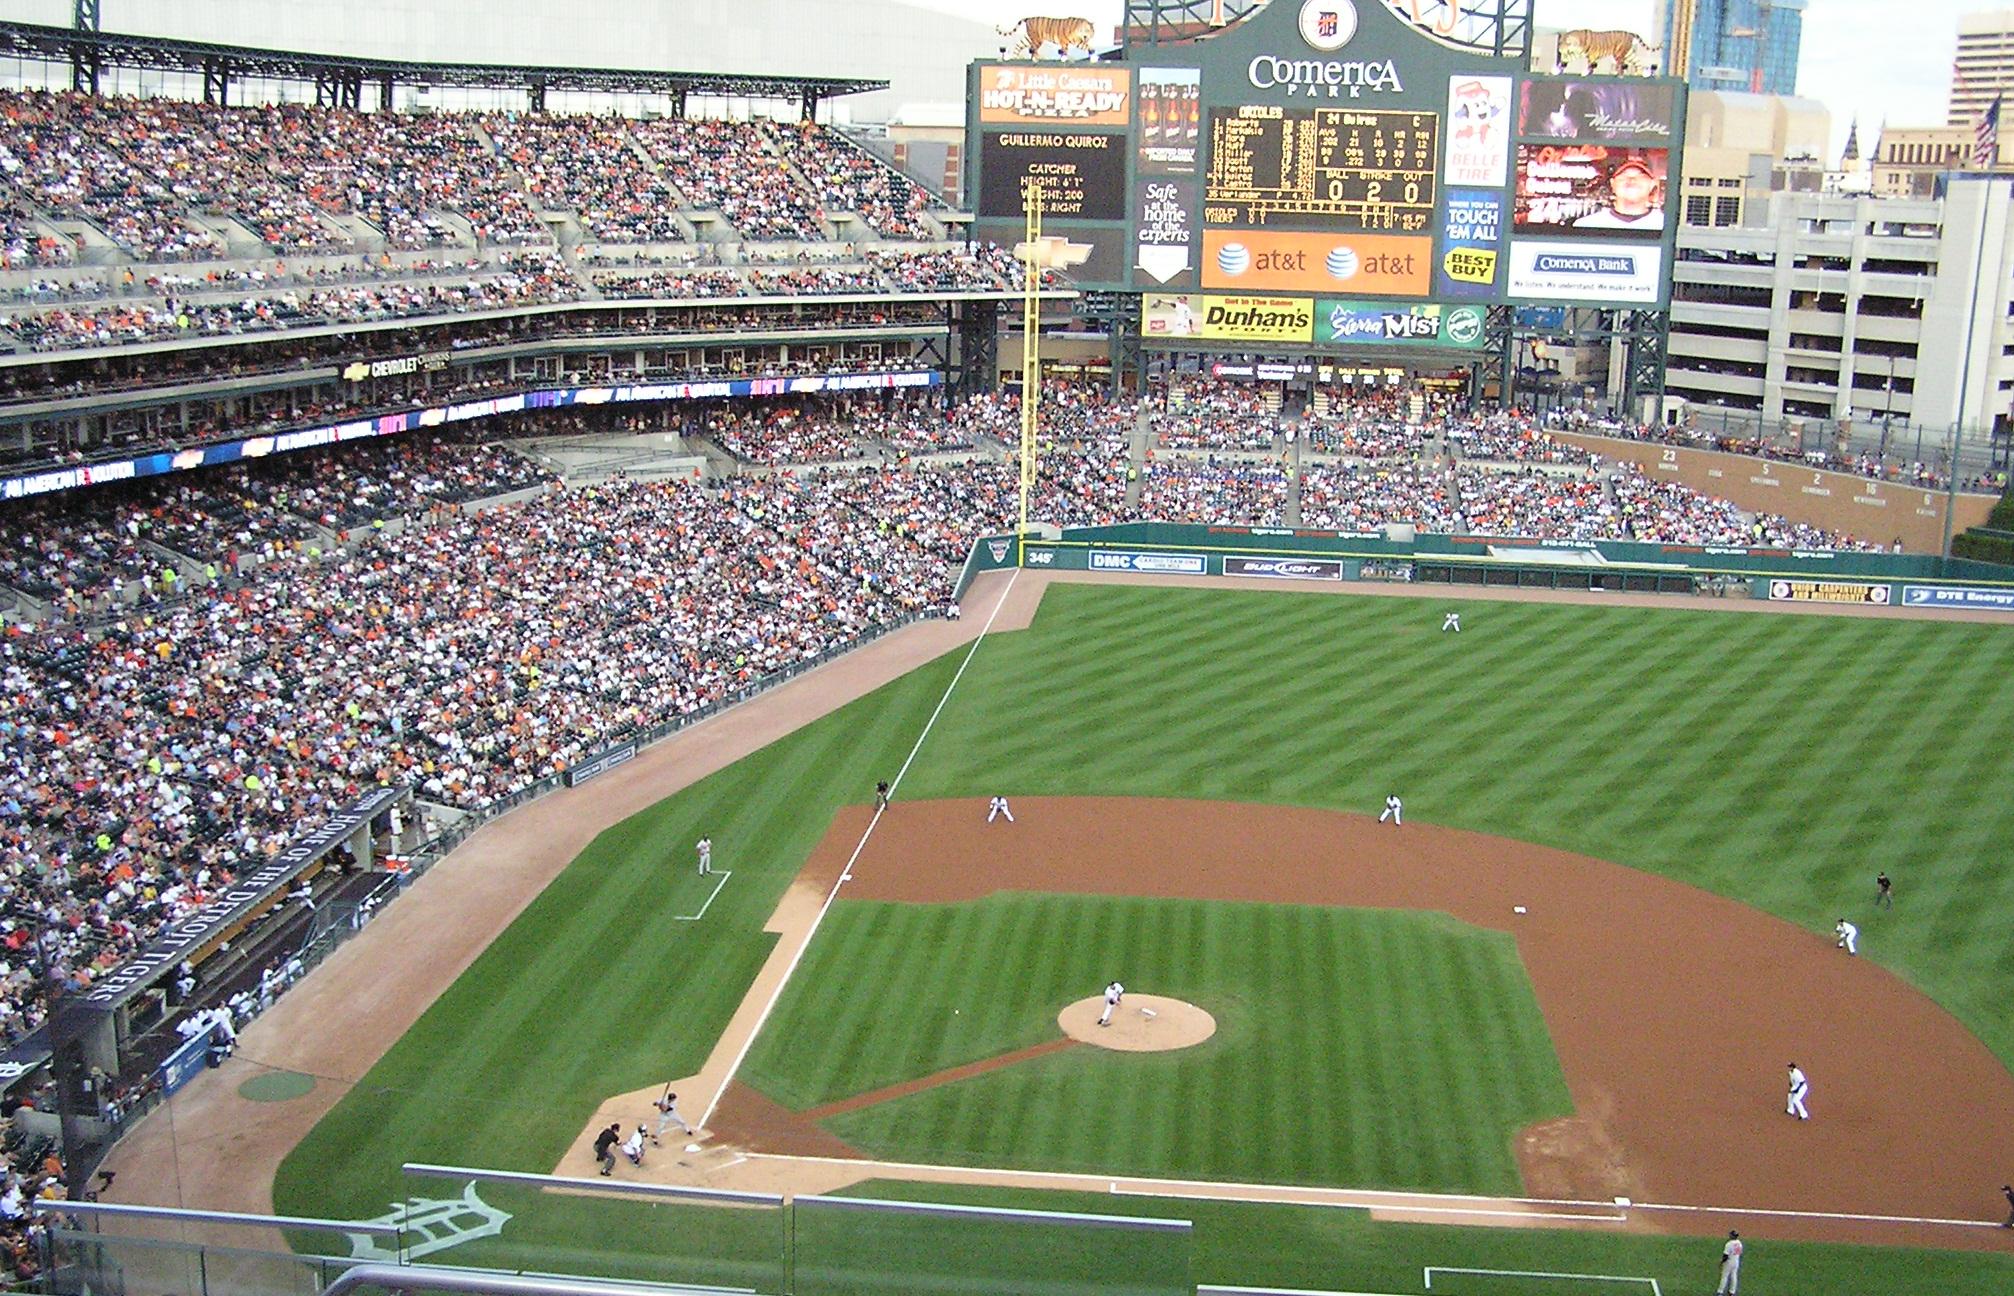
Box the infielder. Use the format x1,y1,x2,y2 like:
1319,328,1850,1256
696,836,712,877
651,1090,690,1144
1378,794,1403,825
1715,1230,1744,1294
987,795,1014,823
1098,980,1124,1026
1835,918,1857,955
1786,1062,1810,1119
1442,611,1461,632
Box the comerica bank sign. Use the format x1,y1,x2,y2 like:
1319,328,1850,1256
1250,0,1404,97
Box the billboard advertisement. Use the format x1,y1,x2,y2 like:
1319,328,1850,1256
1514,145,1668,237
1506,240,1663,303
1199,295,1315,343
1444,75,1514,186
978,64,1132,125
1436,188,1502,298
1519,80,1678,143
978,132,1128,220
1138,67,1202,174
1317,299,1487,348
1136,176,1200,287
1767,580,1893,605
1201,229,1430,296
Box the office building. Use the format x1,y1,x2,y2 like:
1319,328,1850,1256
1951,10,2014,126
1678,90,1830,228
1665,179,2014,438
1663,0,1808,96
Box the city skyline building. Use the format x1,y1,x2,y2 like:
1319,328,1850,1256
1662,0,1808,95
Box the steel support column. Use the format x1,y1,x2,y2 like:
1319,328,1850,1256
954,299,1001,401
1619,309,1671,423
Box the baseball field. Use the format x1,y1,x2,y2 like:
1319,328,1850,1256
161,573,2014,1292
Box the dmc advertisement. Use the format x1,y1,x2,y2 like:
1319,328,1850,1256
1200,295,1315,343
1514,145,1668,237
1436,188,1502,298
1138,67,1202,175
1444,74,1514,186
1201,229,1431,296
1507,240,1663,303
978,64,1132,126
978,132,1127,220
1519,80,1678,143
1317,299,1487,348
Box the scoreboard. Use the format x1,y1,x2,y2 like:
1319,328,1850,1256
1204,107,1437,232
966,0,1685,315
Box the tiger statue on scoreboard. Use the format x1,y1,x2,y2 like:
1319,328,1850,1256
998,16,1097,60
1554,29,1661,77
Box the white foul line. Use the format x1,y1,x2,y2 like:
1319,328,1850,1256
696,571,1021,1131
738,1150,2000,1234
1426,1266,1658,1295
675,871,732,921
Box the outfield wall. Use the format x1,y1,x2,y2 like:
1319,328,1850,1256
957,524,2014,610
1549,432,1999,555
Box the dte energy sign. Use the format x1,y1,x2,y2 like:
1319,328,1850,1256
967,0,1683,313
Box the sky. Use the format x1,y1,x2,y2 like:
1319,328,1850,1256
910,0,1984,161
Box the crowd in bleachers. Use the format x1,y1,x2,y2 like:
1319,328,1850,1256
706,402,861,466
0,89,954,286
766,121,938,240
1,253,581,350
1299,461,1460,532
1141,457,1291,525
634,119,825,243
1154,379,1276,450
1581,414,2009,494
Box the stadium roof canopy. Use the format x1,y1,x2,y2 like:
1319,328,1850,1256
0,19,888,110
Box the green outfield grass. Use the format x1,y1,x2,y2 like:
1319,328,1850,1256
271,583,2014,1292
742,893,1570,1193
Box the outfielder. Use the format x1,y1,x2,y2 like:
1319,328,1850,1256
1379,794,1403,825
987,795,1014,823
651,1090,691,1144
1715,1230,1743,1294
1786,1062,1810,1119
1442,611,1461,632
1835,918,1857,955
696,836,712,877
1098,980,1124,1026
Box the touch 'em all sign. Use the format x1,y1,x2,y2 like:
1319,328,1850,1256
965,0,1684,315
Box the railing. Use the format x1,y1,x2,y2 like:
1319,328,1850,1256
37,1167,1195,1296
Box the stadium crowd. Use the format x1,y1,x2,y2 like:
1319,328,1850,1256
0,381,1900,1053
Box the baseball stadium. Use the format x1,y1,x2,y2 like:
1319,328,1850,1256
1,3,2013,1296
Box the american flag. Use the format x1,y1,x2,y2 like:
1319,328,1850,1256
1975,94,2003,168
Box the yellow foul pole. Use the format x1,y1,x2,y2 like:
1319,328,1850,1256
1018,180,1042,568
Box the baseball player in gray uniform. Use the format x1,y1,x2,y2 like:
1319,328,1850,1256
1715,1230,1743,1294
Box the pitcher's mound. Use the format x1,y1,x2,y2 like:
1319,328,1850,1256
1059,994,1216,1051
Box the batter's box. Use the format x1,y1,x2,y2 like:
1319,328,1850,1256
675,870,733,921
1424,1267,1661,1296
